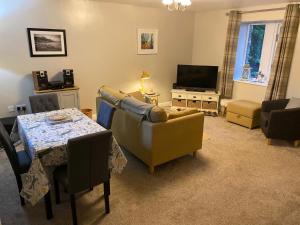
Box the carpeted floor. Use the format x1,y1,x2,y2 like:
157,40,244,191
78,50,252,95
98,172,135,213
1,117,300,225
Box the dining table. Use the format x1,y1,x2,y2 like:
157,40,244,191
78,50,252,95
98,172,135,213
16,108,127,207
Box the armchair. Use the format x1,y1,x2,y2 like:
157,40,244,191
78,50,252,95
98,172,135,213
260,99,300,146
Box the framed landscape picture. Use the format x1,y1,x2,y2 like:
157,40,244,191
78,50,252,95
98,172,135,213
137,29,158,55
27,28,67,57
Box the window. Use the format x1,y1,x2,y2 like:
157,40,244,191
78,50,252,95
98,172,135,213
234,22,281,85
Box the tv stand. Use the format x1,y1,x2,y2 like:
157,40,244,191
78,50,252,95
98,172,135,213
171,89,220,115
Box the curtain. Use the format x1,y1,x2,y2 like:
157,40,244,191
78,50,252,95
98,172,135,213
265,4,300,100
220,11,241,98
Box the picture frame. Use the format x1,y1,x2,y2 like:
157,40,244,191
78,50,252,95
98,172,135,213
27,28,67,57
137,29,158,55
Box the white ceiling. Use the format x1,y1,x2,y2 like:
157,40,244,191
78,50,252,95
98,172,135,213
99,0,294,12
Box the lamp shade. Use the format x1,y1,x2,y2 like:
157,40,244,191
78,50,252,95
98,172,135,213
141,71,150,79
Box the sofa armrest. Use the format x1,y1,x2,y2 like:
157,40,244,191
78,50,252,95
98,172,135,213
261,99,289,112
141,113,204,164
267,108,300,139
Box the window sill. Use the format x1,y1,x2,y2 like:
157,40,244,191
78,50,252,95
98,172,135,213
234,80,268,87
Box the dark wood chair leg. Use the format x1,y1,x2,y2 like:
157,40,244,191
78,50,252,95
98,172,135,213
90,187,93,191
103,181,110,214
54,179,61,204
15,174,25,206
108,173,111,195
70,194,78,225
44,191,53,220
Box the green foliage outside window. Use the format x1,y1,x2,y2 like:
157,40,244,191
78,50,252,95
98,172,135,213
245,24,266,78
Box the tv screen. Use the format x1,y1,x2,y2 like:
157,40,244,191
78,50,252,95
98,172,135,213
177,65,218,91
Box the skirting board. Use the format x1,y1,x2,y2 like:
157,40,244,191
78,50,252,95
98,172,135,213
158,101,172,107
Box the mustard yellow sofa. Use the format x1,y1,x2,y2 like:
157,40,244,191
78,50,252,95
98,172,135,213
96,86,204,173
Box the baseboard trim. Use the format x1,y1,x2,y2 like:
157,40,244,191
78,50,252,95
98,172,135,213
158,101,171,107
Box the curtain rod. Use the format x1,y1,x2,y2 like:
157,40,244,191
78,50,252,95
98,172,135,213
226,7,286,16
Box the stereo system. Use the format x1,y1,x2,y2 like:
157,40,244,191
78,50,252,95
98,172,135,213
32,71,48,91
63,69,74,88
32,69,75,91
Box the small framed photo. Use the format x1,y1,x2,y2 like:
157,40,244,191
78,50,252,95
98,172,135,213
137,29,158,55
27,28,67,57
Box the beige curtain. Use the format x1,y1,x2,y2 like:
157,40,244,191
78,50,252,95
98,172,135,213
265,4,300,100
220,11,241,98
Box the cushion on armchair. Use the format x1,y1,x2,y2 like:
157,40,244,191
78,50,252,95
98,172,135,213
149,106,168,122
285,98,300,109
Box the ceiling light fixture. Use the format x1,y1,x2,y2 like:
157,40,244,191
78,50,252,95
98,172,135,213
162,0,192,11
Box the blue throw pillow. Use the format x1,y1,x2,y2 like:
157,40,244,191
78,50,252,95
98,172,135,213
97,101,116,129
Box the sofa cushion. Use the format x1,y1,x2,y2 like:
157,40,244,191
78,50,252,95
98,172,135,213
149,106,168,123
128,91,146,102
285,97,300,109
121,96,153,116
98,85,127,106
167,109,199,120
121,97,168,123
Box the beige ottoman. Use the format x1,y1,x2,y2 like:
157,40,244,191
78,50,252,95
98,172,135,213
226,100,261,129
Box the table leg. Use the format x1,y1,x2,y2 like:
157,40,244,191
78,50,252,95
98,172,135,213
44,191,53,220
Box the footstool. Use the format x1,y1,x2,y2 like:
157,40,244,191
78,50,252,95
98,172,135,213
226,100,261,129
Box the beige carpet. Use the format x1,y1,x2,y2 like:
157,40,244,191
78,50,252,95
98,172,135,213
1,117,300,225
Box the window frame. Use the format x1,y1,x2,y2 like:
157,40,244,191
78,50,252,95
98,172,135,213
234,21,282,86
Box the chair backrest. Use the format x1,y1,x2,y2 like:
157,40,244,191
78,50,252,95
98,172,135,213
67,131,112,194
29,93,60,113
97,100,116,129
0,121,19,174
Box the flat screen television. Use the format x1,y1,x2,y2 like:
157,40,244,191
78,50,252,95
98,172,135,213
176,65,218,91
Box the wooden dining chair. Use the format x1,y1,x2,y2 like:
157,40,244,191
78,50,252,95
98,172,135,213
0,121,53,219
29,93,60,113
53,131,112,225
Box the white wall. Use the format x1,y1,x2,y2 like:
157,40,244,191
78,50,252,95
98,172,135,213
0,0,195,117
192,3,300,103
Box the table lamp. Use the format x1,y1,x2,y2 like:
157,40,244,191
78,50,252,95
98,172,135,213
139,71,151,94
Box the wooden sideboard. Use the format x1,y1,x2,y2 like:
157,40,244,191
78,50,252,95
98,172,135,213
171,89,220,114
34,86,80,109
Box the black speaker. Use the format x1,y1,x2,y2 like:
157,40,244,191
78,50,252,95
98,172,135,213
32,71,48,91
63,69,74,88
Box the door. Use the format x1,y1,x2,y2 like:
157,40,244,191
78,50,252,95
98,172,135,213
59,91,79,109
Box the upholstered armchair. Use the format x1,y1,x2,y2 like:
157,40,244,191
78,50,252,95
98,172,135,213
260,99,300,146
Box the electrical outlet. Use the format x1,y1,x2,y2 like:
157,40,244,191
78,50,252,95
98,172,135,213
16,104,26,112
8,105,15,113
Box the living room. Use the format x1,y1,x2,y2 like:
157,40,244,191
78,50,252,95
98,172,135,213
1,0,300,225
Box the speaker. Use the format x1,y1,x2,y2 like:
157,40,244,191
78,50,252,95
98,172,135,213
63,69,74,88
32,71,48,91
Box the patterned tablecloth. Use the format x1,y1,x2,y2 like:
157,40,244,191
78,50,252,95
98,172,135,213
17,108,127,205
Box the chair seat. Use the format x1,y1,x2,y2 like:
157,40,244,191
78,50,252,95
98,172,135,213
53,165,69,189
17,151,31,174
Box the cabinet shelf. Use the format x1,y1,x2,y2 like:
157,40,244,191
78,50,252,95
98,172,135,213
171,89,220,115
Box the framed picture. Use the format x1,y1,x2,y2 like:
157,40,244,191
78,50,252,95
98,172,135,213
27,28,67,57
137,29,158,55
